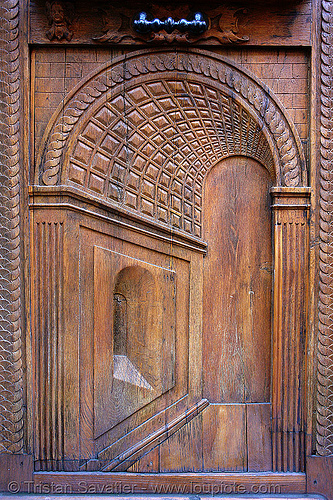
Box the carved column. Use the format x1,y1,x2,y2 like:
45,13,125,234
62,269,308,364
0,0,23,453
271,187,310,472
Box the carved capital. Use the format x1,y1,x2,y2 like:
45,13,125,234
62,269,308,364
271,187,311,216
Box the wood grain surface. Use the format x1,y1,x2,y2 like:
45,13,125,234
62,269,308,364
2,0,332,496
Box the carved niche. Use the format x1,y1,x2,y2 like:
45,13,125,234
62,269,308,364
30,50,310,475
36,50,306,238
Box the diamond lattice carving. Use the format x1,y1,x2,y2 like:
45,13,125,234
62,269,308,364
68,80,275,237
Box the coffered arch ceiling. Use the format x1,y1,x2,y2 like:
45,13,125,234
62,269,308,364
36,49,307,238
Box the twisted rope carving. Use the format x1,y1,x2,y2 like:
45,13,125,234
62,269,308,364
39,51,304,187
316,0,333,456
0,0,23,453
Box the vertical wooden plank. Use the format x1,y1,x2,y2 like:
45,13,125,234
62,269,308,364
188,250,203,402
202,404,246,472
159,413,203,472
271,187,310,472
203,157,272,403
246,403,272,471
128,447,160,473
93,246,114,439
62,214,80,470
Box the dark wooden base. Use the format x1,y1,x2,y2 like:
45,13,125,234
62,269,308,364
0,496,326,500
307,456,333,500
0,455,33,493
30,472,306,495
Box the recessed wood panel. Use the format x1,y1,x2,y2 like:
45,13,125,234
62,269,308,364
203,156,272,403
247,403,272,471
94,246,176,437
159,413,203,472
202,404,246,472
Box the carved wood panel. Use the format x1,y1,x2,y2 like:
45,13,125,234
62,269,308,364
6,0,333,495
93,246,176,437
28,0,312,47
28,48,311,475
36,50,306,193
316,0,333,457
0,0,23,454
65,78,275,238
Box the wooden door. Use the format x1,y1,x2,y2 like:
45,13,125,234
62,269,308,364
5,0,333,497
30,48,309,485
17,24,313,498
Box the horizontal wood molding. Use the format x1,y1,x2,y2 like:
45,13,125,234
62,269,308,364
29,186,207,254
33,471,306,494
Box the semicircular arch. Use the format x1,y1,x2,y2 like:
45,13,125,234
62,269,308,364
36,49,307,238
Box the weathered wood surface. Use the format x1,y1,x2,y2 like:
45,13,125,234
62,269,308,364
306,456,333,500
33,471,307,494
203,157,272,403
2,0,333,497
28,0,312,46
29,43,310,479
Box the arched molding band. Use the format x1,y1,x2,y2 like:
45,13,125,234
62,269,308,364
316,0,333,457
35,50,306,238
37,49,306,187
0,0,23,453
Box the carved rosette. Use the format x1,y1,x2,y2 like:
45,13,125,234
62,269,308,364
0,0,23,452
316,0,333,457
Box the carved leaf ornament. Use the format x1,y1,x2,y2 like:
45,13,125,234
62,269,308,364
0,0,23,453
316,0,333,457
